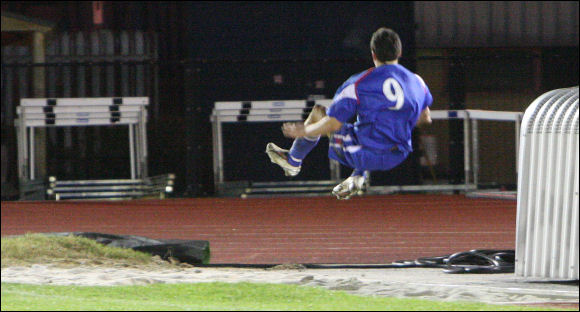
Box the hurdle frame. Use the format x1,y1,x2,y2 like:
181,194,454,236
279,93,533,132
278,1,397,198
466,110,524,188
211,99,336,190
16,97,151,200
211,99,524,196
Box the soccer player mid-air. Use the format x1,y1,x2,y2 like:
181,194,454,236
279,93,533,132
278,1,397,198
266,27,433,200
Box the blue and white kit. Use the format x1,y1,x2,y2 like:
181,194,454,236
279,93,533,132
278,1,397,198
326,63,433,171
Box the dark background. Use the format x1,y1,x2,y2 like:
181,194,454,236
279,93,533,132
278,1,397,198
1,1,578,198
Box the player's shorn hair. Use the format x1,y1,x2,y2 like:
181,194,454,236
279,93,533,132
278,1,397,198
370,28,402,62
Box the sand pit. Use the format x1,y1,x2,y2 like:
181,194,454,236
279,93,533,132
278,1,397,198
2,263,578,308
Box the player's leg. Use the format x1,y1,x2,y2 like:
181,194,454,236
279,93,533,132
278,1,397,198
331,146,409,200
266,104,326,177
332,169,369,200
287,105,325,166
327,125,368,199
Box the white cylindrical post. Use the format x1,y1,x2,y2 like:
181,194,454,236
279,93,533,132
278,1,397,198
471,119,479,188
29,127,35,181
463,113,470,191
129,125,136,180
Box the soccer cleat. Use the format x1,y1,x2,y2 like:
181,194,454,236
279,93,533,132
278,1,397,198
265,143,301,177
332,175,367,200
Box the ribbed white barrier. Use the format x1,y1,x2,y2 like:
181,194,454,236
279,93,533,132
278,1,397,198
516,86,579,280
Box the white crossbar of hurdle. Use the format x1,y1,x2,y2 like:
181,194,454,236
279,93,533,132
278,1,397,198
211,99,524,194
16,97,149,184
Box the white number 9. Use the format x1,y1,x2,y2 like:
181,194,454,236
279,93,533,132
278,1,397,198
383,78,404,110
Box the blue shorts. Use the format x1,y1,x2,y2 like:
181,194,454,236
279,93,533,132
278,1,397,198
328,124,409,171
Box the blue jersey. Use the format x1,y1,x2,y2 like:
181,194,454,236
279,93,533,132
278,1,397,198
327,64,433,154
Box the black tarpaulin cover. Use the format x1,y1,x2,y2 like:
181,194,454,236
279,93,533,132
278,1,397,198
49,232,211,265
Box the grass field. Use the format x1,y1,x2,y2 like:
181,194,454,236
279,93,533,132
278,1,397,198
1,234,576,311
1,282,569,311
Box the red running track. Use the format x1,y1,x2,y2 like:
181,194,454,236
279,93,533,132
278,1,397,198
1,194,516,264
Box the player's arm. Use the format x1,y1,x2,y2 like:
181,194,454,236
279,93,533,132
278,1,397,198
283,81,356,138
414,74,433,128
282,116,343,139
416,106,432,127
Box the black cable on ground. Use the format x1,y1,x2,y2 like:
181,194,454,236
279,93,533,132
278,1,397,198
197,249,516,274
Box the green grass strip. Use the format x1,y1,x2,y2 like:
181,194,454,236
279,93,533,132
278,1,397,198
1,282,570,311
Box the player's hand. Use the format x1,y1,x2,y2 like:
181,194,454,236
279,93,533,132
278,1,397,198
282,122,306,138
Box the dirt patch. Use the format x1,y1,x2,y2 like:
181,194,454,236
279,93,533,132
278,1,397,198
267,263,307,271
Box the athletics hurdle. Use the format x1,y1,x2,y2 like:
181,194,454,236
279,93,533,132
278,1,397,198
211,99,342,197
366,109,475,195
211,97,525,197
365,109,522,196
466,110,524,188
16,97,174,200
211,98,526,197
516,86,578,280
